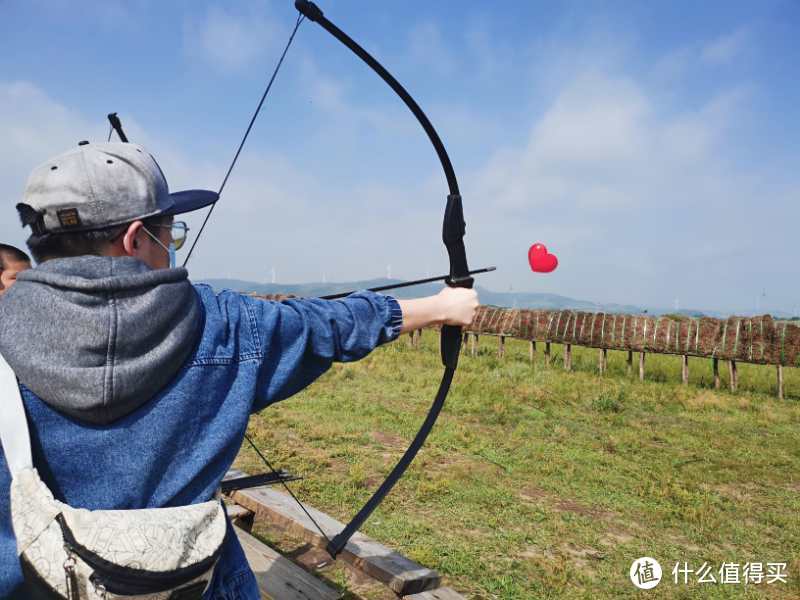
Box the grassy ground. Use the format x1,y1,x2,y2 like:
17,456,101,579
235,332,800,599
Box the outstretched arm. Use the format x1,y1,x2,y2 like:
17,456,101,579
397,287,478,333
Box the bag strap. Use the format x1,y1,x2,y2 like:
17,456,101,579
0,352,32,475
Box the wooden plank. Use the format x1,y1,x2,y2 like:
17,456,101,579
225,500,254,531
235,525,341,600
226,470,440,596
598,348,607,374
403,587,467,599
639,352,646,381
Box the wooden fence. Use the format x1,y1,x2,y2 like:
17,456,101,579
252,294,796,399
421,307,799,399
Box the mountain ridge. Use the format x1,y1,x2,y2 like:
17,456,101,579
198,277,798,318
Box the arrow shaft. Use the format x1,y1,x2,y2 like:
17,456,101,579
319,266,495,300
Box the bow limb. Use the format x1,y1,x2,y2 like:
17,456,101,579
295,0,473,558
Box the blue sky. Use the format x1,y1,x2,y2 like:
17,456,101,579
1,1,798,314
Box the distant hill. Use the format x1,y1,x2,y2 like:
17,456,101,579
199,277,798,319
200,277,722,316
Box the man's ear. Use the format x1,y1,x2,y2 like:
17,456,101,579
121,221,144,256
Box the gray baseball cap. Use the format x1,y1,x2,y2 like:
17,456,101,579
19,142,218,234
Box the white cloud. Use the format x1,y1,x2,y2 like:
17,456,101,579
702,28,750,65
408,22,455,75
0,82,106,250
183,5,281,71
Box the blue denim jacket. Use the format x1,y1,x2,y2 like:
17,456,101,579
0,284,402,599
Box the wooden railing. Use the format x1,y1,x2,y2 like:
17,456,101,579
251,294,797,398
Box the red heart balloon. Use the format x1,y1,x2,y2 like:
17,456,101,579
528,243,558,273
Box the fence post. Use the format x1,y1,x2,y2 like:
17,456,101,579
713,358,720,389
529,340,536,363
545,342,552,366
639,352,646,381
498,335,505,358
599,348,608,374
777,365,784,400
470,333,478,357
627,351,633,376
682,355,689,385
564,344,572,371
728,360,738,393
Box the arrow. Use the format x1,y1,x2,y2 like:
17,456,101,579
319,266,495,300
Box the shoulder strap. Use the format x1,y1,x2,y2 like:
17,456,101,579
0,352,32,475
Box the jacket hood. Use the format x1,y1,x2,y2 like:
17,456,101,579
0,256,201,424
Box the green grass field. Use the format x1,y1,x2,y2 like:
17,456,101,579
235,332,800,599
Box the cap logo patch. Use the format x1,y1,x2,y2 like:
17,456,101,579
57,208,82,228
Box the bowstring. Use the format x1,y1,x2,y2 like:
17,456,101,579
244,433,332,546
180,10,332,545
182,12,305,267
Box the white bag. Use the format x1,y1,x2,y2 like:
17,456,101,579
1,353,227,599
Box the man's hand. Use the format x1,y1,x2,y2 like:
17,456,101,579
397,287,479,334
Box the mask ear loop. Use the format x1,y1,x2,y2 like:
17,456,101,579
141,227,176,268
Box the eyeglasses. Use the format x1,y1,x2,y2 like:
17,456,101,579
146,221,190,250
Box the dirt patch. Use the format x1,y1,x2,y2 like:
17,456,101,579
713,483,758,502
371,431,407,449
598,528,635,547
562,543,605,561
553,499,616,520
518,487,618,521
518,486,549,503
520,546,556,561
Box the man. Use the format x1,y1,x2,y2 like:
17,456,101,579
0,142,478,599
0,245,30,297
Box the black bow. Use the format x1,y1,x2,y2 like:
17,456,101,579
184,1,474,559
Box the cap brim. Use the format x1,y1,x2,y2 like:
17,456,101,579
163,190,218,216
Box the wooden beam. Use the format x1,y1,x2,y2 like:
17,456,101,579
778,365,784,400
598,348,607,374
681,355,689,385
564,344,572,371
729,360,738,393
225,500,254,532
403,588,467,600
498,335,505,358
529,340,536,363
713,358,720,390
235,525,342,600
639,352,646,382
226,470,440,596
